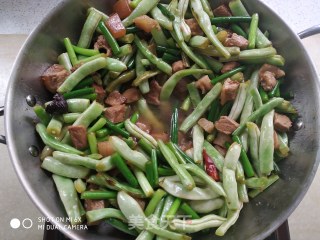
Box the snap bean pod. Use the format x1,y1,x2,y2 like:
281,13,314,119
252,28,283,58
180,83,222,133
233,97,284,136
41,157,90,179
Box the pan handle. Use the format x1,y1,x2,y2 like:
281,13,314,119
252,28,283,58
298,24,320,39
0,106,6,145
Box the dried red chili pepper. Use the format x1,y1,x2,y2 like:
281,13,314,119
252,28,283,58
203,149,220,182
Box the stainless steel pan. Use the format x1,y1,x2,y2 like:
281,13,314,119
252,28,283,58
3,0,320,239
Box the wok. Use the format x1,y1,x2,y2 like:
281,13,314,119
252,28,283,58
3,0,320,239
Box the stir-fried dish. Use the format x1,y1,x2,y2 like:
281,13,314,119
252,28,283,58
34,0,297,238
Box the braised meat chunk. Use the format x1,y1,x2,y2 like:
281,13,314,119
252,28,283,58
104,104,127,123
68,125,88,149
41,64,70,93
195,75,213,94
259,64,285,91
105,91,127,106
224,33,249,50
274,113,292,132
215,116,239,135
220,78,240,105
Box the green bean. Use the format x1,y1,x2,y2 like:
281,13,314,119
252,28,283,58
215,203,243,236
195,46,241,58
259,110,275,176
40,146,54,161
104,119,129,138
166,198,182,220
248,175,279,198
123,0,160,27
33,105,51,126
117,191,190,240
36,124,83,155
203,141,224,172
157,194,175,239
151,149,159,186
156,45,181,56
276,100,297,114
202,55,224,73
210,16,252,24
157,3,175,21
46,117,62,137
229,82,247,120
219,47,277,63
189,198,225,214
53,151,99,169
171,31,207,69
124,119,157,147
238,182,249,203
64,38,78,66
132,70,161,86
62,87,94,100
170,214,225,233
130,0,143,8
72,45,100,57
223,167,240,210
180,83,222,133
106,69,136,92
66,99,90,113
144,189,167,217
229,0,271,48
150,6,173,31
246,122,261,176
133,166,154,197
192,125,204,164
181,96,191,111
88,173,145,198
86,208,126,224
137,138,162,159
189,35,210,49
95,128,110,138
162,52,180,64
183,164,226,197
233,97,284,136
52,175,82,225
106,218,139,236
248,13,259,49
211,66,246,85
96,156,115,172
88,117,107,133
176,0,192,42
158,140,195,190
74,178,86,193
258,86,269,104
158,167,175,176
191,0,230,58
138,198,165,240
230,24,248,38
58,52,72,72
245,177,269,189
87,153,103,160
111,153,139,188
77,8,102,48
110,136,149,171
232,136,255,177
79,93,97,101
168,143,190,164
200,0,214,16
57,58,105,93
98,21,121,55
87,132,98,154
277,132,290,157
187,82,202,108
179,202,200,219
127,56,136,70
41,156,89,179
250,88,263,109
159,175,220,200
268,80,281,98
117,44,133,57
170,107,179,144
151,27,170,48
134,35,172,75
81,190,117,200
224,142,241,171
